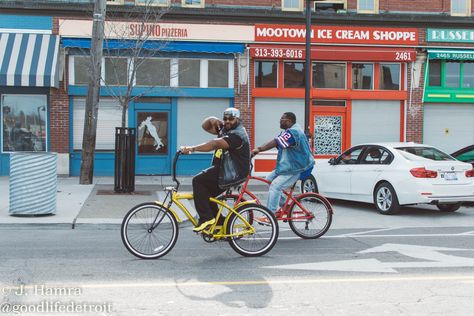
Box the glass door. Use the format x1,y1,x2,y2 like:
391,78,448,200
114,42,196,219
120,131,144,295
135,110,170,175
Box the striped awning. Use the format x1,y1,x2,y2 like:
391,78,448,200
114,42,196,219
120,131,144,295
0,33,60,87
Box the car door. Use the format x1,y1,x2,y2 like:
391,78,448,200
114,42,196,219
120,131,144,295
350,146,393,202
319,146,365,197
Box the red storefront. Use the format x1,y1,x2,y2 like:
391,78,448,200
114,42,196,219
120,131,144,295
250,24,419,173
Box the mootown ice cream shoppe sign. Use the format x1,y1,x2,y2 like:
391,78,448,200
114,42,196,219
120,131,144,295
255,24,419,45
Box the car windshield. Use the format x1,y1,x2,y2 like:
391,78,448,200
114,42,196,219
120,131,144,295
395,146,454,161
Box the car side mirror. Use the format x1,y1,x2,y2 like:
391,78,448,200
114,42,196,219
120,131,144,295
328,157,336,165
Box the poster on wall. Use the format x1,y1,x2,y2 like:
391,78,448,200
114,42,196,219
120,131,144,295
136,112,168,155
314,116,342,155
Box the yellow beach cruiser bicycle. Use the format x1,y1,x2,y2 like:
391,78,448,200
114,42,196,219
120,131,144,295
121,151,279,259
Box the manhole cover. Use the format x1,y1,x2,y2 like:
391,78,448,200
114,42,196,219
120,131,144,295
96,190,152,196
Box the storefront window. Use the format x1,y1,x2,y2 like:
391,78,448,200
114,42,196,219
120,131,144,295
380,64,400,90
446,62,460,88
358,0,377,12
352,63,373,89
104,57,128,86
135,59,170,87
428,60,441,86
451,0,470,16
463,63,474,88
179,59,200,87
183,0,203,7
282,0,302,11
254,61,278,88
313,62,345,89
208,60,229,88
2,94,47,153
74,56,90,85
284,62,305,88
136,0,169,5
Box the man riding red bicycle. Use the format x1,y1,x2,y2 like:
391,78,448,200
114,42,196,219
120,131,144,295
252,112,314,217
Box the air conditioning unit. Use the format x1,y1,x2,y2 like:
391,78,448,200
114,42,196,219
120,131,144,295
314,0,346,13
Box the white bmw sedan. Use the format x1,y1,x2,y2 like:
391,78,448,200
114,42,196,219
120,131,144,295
302,143,474,215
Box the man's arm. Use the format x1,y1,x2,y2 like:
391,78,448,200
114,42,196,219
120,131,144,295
251,139,277,156
181,138,229,154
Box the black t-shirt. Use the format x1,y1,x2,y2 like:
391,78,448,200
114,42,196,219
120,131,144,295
212,128,250,181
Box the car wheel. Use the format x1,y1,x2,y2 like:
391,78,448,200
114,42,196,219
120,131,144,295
436,202,461,212
301,175,318,193
374,182,400,215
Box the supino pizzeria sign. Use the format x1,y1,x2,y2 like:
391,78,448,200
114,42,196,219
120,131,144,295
255,24,419,45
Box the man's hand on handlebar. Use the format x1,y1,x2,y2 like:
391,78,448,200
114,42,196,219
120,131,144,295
180,146,195,155
251,148,260,158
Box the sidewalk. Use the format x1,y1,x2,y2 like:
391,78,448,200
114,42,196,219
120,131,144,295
0,176,268,228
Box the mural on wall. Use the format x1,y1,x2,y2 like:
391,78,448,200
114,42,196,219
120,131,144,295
137,112,168,155
314,116,342,155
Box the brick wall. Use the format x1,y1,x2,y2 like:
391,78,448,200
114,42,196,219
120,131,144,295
233,52,255,147
49,81,70,153
405,61,424,143
50,17,70,154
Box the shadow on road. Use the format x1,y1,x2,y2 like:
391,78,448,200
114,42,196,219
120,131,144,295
173,255,273,309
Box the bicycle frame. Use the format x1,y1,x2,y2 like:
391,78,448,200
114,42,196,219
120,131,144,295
230,175,332,220
152,150,257,239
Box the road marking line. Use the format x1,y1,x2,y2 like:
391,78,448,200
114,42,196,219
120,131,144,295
337,227,400,237
324,233,474,238
75,275,474,288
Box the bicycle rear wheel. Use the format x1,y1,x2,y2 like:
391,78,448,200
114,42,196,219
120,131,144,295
288,193,332,239
227,203,278,257
121,202,178,259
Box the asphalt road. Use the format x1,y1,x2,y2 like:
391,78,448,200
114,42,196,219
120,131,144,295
1,204,474,315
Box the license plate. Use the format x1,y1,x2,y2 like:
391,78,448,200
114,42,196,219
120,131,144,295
442,172,458,181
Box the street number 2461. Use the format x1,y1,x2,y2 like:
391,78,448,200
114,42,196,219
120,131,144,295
395,52,412,61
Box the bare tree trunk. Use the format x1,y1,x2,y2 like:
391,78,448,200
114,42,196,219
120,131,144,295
79,0,106,184
121,100,127,128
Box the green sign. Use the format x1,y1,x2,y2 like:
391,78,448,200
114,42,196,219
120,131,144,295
428,51,474,60
427,29,474,43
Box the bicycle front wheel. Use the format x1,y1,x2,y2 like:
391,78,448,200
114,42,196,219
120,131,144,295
288,193,332,239
227,203,278,257
121,202,179,259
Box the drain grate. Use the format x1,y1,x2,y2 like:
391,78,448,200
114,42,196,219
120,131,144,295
96,190,153,196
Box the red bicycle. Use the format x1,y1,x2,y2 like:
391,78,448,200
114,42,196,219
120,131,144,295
219,175,333,239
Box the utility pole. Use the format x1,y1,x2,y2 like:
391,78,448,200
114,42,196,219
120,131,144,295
304,0,312,142
80,0,106,184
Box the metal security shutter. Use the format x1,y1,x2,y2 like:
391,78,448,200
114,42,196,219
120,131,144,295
177,98,229,148
73,98,123,150
351,100,401,146
423,103,474,154
254,98,304,147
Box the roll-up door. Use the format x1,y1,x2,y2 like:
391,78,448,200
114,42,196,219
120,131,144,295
423,103,474,153
351,100,401,146
254,98,304,147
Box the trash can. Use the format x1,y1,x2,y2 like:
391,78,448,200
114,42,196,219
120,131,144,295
9,152,57,215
